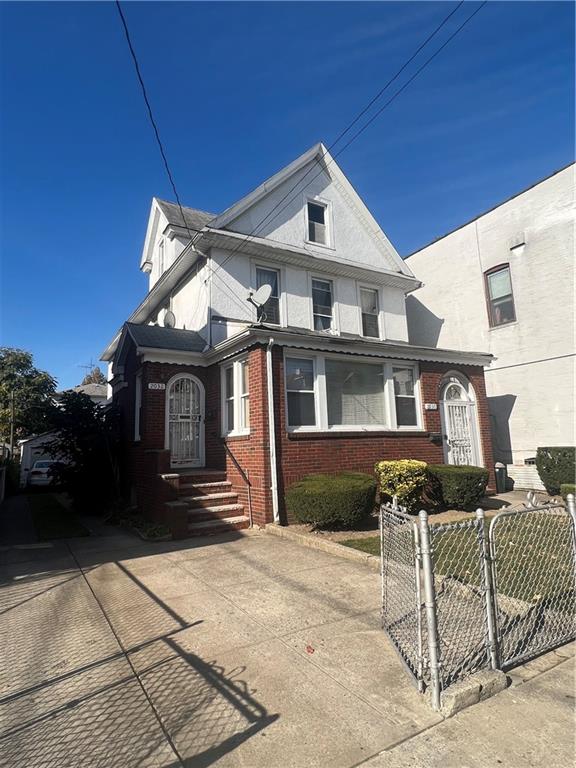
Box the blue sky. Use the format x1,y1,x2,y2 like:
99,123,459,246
1,1,573,389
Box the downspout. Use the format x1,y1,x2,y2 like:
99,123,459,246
266,338,280,523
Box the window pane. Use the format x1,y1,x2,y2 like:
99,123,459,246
256,268,279,297
362,313,379,338
286,358,314,391
307,202,325,225
225,367,234,398
396,397,417,427
393,368,414,397
226,399,235,431
488,268,511,300
241,362,249,396
314,314,332,332
242,396,249,429
288,392,316,426
491,296,515,326
325,359,385,426
360,288,378,314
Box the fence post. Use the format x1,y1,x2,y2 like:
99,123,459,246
419,510,441,711
475,508,499,670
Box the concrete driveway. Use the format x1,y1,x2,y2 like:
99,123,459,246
0,525,573,767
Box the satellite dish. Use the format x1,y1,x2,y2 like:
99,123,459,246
163,310,176,328
247,284,272,309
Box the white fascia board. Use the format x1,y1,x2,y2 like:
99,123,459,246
201,228,420,292
140,198,167,271
211,143,323,230
247,327,492,368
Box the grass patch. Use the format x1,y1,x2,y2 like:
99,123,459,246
341,513,574,603
28,493,90,540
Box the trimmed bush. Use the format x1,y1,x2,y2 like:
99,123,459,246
286,472,376,529
427,464,489,509
536,447,575,495
375,459,428,513
560,483,576,502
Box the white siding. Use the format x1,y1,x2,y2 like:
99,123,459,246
406,165,575,464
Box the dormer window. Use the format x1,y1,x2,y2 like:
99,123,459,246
307,201,327,245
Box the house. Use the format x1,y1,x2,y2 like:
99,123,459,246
405,164,575,491
70,383,108,405
101,143,495,537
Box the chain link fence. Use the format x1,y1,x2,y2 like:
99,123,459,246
380,495,576,711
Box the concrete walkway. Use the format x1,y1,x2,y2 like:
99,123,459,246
0,527,573,767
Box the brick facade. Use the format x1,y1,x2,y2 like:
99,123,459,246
115,337,495,532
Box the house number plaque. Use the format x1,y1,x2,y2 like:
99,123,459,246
424,403,438,410
148,383,166,390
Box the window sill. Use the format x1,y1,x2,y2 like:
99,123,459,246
488,321,518,332
304,239,335,252
223,431,251,441
287,429,428,440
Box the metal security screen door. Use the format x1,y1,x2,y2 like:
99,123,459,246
167,376,204,468
441,382,477,466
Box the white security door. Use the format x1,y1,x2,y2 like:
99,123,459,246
441,382,477,466
167,376,204,468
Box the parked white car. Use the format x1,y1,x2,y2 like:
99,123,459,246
27,460,59,488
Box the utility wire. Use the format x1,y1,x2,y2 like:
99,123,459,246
209,0,480,280
115,0,196,241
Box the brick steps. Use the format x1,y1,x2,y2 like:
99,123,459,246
184,492,239,508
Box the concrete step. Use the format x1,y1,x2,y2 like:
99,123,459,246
176,469,227,484
184,492,239,509
187,516,250,535
180,481,233,495
187,503,245,520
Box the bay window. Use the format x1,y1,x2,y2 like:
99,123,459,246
221,358,250,435
285,353,421,431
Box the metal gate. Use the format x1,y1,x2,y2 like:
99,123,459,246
167,376,204,467
489,501,576,669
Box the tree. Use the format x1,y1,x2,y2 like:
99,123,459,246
48,391,120,513
81,366,107,386
0,348,57,443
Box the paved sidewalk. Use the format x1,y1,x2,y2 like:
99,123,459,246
0,526,573,767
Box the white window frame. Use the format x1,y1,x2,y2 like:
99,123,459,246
221,356,250,436
284,351,423,433
134,372,142,441
357,284,382,339
387,362,423,430
251,261,286,326
309,274,338,334
304,195,334,249
158,238,165,276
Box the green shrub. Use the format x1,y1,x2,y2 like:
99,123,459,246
427,465,489,509
375,459,428,513
535,447,575,495
285,472,376,529
560,483,576,502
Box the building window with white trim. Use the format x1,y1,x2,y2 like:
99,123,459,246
307,201,327,244
326,359,385,427
256,266,280,324
286,358,316,427
485,264,516,327
360,288,379,338
312,278,333,331
222,358,250,435
392,367,417,427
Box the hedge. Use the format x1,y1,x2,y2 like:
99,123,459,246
427,465,489,509
375,459,428,513
285,472,376,529
535,447,575,495
560,483,576,502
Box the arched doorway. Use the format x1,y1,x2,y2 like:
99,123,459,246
165,375,205,468
440,375,481,466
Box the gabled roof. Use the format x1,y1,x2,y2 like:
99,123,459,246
155,199,216,232
72,383,108,399
125,322,207,353
210,142,414,278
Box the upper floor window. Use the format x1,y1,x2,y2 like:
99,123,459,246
360,288,379,338
312,278,333,331
222,358,250,435
485,265,516,327
307,201,327,245
158,239,165,274
256,266,280,324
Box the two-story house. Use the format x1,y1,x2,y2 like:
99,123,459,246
406,164,575,491
102,143,495,537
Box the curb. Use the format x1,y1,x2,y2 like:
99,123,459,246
264,523,381,571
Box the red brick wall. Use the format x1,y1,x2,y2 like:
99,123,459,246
270,349,496,523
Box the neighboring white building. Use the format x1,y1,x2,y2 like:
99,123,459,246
406,164,575,489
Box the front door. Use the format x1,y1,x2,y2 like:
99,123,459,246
441,382,477,466
167,376,204,468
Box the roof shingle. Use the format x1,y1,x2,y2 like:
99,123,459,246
126,323,206,353
156,199,216,232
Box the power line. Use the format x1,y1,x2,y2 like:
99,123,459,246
115,1,197,242
209,0,481,280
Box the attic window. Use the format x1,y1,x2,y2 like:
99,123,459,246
307,201,327,245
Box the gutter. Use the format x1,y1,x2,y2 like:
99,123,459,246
266,338,280,524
